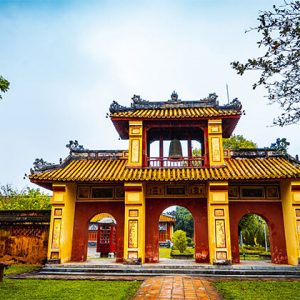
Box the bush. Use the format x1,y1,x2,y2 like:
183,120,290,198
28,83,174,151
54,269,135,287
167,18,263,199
172,230,187,253
186,237,194,247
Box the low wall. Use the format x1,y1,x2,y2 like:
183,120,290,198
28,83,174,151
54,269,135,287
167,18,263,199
0,210,51,264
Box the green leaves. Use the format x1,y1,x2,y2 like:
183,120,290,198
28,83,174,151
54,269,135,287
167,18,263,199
223,135,257,149
172,230,187,253
0,185,51,210
231,1,300,126
0,76,9,100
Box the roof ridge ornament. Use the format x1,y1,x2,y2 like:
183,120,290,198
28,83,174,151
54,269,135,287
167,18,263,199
170,91,179,102
66,140,85,152
31,158,56,173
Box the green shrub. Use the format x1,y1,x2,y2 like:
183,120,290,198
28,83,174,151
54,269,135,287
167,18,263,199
172,230,187,253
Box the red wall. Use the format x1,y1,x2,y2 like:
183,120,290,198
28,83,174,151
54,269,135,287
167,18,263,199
229,202,288,264
71,202,124,262
145,198,209,263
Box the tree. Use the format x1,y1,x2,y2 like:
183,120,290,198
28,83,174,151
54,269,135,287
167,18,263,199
231,1,300,126
223,135,257,149
173,206,194,238
172,230,187,253
239,214,269,248
0,75,9,100
0,185,51,210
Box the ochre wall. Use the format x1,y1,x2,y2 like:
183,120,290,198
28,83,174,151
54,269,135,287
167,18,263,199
229,202,288,264
0,226,49,264
145,198,209,263
71,202,125,262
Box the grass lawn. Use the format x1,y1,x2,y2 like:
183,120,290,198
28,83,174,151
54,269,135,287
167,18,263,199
159,247,171,258
1,265,141,300
213,280,300,300
4,265,41,275
0,279,141,300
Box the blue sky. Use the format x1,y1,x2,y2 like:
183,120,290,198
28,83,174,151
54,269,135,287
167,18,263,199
1,0,298,191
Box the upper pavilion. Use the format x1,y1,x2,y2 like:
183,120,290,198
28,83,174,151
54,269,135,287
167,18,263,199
29,92,300,190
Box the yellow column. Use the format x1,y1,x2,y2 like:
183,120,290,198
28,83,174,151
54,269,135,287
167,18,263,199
207,181,232,264
123,182,145,263
47,183,76,263
281,180,300,265
127,120,143,167
208,119,225,167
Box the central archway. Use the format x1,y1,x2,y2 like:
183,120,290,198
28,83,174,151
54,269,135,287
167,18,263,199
158,206,195,262
145,197,209,263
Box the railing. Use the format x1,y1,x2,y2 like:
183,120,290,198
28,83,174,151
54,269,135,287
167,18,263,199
147,156,204,168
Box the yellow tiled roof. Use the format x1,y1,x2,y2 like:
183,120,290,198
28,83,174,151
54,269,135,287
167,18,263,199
110,107,241,119
159,215,176,223
29,157,300,183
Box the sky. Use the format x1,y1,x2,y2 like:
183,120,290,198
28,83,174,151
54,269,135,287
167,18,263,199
0,0,299,192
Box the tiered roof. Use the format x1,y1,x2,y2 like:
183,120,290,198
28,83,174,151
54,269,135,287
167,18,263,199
29,148,300,189
110,93,243,138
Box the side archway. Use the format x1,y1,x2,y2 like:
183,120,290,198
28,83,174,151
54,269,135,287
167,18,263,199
229,202,288,264
71,202,124,262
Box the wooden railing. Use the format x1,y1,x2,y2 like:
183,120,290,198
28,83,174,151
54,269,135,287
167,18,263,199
147,156,204,168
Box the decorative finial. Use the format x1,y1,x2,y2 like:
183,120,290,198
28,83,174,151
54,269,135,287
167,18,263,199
171,91,178,101
66,140,84,152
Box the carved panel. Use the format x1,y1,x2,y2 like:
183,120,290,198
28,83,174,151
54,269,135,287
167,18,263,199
228,186,239,199
131,139,140,163
128,220,138,248
266,186,279,199
297,220,300,248
214,209,224,217
130,127,141,135
129,210,139,217
77,187,90,199
147,185,165,196
296,209,300,218
211,137,221,162
51,219,61,250
54,208,62,217
216,251,227,260
215,219,226,248
188,185,205,197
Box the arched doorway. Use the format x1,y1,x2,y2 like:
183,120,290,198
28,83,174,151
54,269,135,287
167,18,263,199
71,202,124,262
238,214,270,261
158,206,195,262
229,202,288,264
87,213,117,260
145,198,209,263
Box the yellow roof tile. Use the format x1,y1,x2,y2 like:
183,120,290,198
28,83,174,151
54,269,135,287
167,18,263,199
110,107,241,119
29,157,300,184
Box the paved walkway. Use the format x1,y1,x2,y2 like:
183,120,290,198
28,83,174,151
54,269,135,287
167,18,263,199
133,276,222,300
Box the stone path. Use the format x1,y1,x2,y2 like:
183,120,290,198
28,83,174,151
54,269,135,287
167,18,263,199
133,275,222,300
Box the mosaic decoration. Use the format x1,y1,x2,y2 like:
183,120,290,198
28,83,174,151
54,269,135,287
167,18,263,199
215,219,226,248
128,220,138,248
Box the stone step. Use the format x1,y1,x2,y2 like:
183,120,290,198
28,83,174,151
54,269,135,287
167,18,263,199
39,266,300,277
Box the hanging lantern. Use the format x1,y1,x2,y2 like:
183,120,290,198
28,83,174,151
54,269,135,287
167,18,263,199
169,139,183,159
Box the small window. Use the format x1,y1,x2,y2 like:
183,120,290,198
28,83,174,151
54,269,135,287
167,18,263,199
166,186,185,195
240,186,265,198
92,188,113,198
